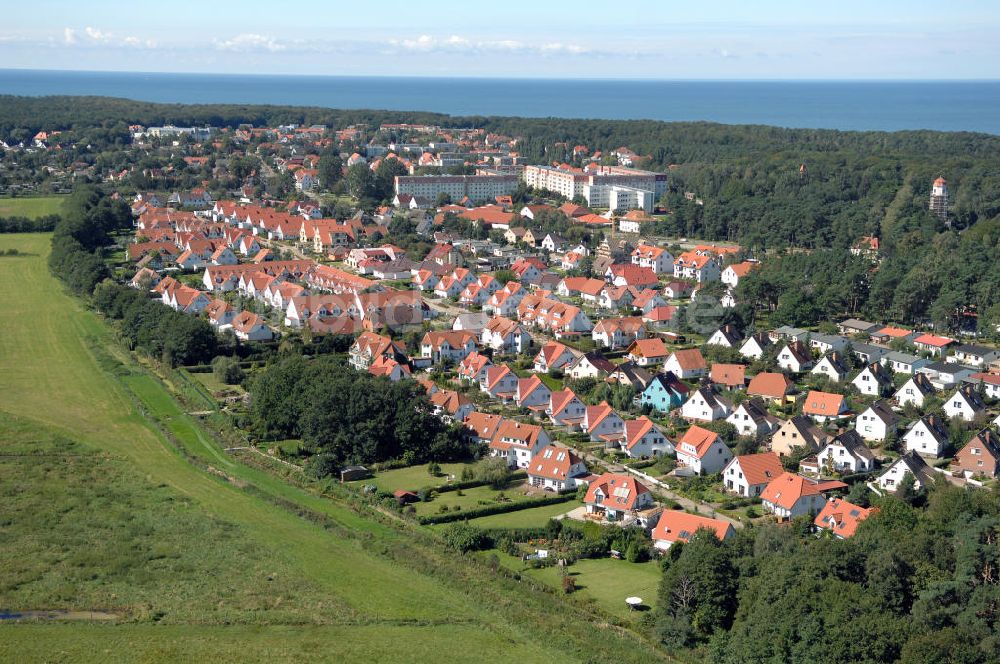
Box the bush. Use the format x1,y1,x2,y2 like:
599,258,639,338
211,356,245,385
474,457,513,489
441,523,492,552
304,453,339,479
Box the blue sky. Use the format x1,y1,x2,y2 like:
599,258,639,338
1,0,998,79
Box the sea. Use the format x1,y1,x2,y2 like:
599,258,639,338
1,69,999,134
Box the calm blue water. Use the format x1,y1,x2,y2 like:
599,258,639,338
2,69,999,134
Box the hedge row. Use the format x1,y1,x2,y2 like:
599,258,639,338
418,492,575,525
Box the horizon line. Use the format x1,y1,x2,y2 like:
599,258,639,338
1,67,999,84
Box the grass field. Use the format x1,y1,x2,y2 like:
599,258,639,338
0,195,65,218
465,500,579,528
0,233,670,662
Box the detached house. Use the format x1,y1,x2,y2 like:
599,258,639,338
877,452,936,493
950,344,1000,368
770,415,832,458
481,316,532,354
548,389,587,429
638,372,690,412
943,384,986,422
747,372,795,404
816,430,875,474
584,473,655,523
710,363,747,390
814,499,875,539
618,416,673,458
722,452,784,497
652,511,734,551
777,341,814,373
855,401,898,442
739,333,772,360
912,333,954,357
681,386,733,423
482,364,519,400
676,425,733,475
626,338,671,367
811,352,851,383
663,348,707,379
881,351,929,376
420,330,478,364
802,390,848,423
527,445,589,491
902,413,951,458
706,325,742,349
851,362,893,397
533,340,577,373
760,472,846,519
567,351,617,380
489,419,551,468
895,372,936,408
593,316,646,350
631,243,674,274
516,375,552,411
458,351,492,383
727,398,779,438
583,402,626,442
231,311,272,341
952,429,1000,479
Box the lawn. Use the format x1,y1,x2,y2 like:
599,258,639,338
465,500,580,528
0,195,65,218
0,233,670,662
189,369,244,396
495,552,662,620
349,462,477,492
413,482,535,517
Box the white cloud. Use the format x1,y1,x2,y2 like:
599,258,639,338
85,27,112,43
389,34,590,56
63,27,77,45
216,33,286,53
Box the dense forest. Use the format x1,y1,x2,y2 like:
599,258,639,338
655,479,1000,664
245,354,471,470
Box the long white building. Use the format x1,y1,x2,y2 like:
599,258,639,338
394,174,519,201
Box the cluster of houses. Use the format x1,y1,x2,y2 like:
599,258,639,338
114,121,1000,556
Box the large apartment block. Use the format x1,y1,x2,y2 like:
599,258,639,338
394,174,519,201
522,164,666,208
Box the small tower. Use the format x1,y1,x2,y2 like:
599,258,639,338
929,176,949,223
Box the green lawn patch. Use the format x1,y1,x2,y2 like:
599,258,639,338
351,462,477,493
494,552,662,620
465,500,579,528
413,483,534,516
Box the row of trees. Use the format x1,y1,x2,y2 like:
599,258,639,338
656,479,1000,663
93,281,219,366
46,186,220,366
247,354,471,469
0,214,60,233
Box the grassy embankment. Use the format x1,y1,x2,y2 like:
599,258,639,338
0,233,670,663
